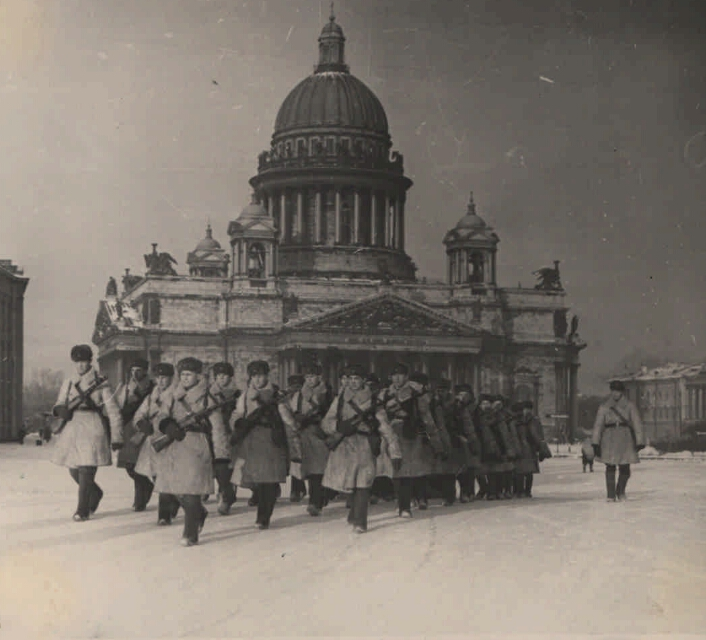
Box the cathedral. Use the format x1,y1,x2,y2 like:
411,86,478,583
92,12,585,440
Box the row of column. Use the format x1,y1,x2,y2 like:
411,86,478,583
232,239,276,278
687,386,706,421
447,249,496,286
263,188,404,250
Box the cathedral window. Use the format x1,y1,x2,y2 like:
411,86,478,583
247,243,266,279
142,297,161,325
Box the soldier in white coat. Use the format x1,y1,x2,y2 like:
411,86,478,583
51,345,123,521
321,364,402,533
132,362,179,524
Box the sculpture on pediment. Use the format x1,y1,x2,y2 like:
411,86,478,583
105,277,118,297
122,268,143,293
533,260,563,291
144,243,178,276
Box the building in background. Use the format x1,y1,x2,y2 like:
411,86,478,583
611,363,706,442
0,260,29,442
92,13,586,440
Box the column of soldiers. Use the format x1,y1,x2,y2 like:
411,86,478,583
50,345,554,546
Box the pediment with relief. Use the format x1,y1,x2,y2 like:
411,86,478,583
286,293,480,338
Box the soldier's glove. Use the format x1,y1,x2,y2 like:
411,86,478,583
111,442,123,451
324,434,342,451
53,406,72,421
636,444,645,452
135,418,154,435
592,444,601,458
159,417,186,442
392,458,403,473
336,419,357,437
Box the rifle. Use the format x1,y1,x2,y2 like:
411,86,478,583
229,389,287,448
336,398,381,454
51,375,109,435
152,395,233,453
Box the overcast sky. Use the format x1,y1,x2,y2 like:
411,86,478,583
1,0,705,392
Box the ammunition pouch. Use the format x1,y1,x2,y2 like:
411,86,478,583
135,418,154,436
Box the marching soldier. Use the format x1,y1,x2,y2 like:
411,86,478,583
430,378,460,506
229,360,294,529
474,394,509,500
521,400,552,497
209,362,241,515
132,362,180,524
369,373,396,504
452,383,481,503
153,357,222,546
592,380,645,502
279,365,333,516
380,363,447,517
283,375,308,503
495,396,521,498
51,345,123,521
321,364,402,533
116,358,156,511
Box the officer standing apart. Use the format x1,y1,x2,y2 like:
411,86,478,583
154,358,222,546
116,358,155,511
51,345,123,521
592,380,645,502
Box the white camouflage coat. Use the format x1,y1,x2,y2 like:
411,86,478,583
51,367,123,468
153,379,219,495
133,383,173,478
321,385,401,493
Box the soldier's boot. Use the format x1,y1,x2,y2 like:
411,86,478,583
351,488,370,532
476,474,488,500
415,477,429,510
290,477,306,502
616,465,631,501
525,473,533,497
513,474,524,497
605,465,617,501
248,488,260,507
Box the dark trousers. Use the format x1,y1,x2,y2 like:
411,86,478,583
178,494,207,543
486,473,500,499
290,476,306,498
397,477,415,513
458,470,475,498
69,466,100,518
158,493,181,522
346,488,370,530
256,483,279,526
606,464,631,498
441,474,457,503
371,476,395,500
214,459,236,506
308,474,325,510
125,463,154,510
412,476,428,503
525,473,534,495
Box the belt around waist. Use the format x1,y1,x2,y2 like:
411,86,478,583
604,423,629,428
74,408,97,412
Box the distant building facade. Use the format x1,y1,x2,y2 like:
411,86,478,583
92,14,586,440
611,363,706,441
0,260,29,441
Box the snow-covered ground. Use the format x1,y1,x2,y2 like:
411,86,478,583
1,443,704,639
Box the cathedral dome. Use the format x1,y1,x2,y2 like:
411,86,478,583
238,195,268,220
194,225,222,251
454,192,487,230
272,10,389,139
274,74,388,137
